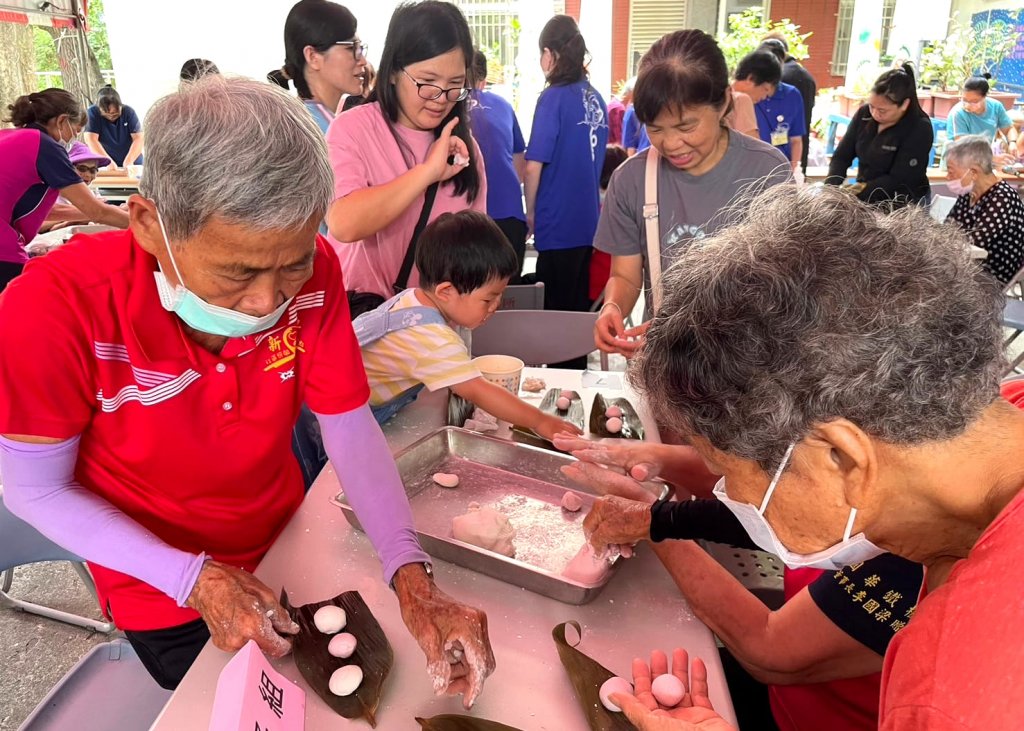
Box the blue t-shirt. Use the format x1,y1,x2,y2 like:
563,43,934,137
755,82,806,161
949,97,1013,141
622,104,650,152
470,89,526,222
85,104,142,165
526,80,609,251
303,99,334,135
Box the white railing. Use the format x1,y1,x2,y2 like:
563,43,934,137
34,69,116,90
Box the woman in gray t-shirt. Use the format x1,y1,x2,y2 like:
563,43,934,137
593,30,790,357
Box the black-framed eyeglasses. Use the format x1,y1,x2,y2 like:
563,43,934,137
334,40,368,61
75,164,99,174
402,69,470,102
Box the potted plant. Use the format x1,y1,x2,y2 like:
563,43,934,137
920,12,1019,117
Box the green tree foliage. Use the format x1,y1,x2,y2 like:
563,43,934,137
717,8,810,75
32,0,113,90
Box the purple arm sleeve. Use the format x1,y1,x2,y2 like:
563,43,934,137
315,404,430,584
0,436,207,606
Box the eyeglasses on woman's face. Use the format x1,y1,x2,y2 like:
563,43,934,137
334,39,368,62
402,69,470,102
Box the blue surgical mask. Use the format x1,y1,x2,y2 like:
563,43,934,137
153,211,292,338
713,443,884,570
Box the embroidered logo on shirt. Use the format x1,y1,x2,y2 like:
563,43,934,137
264,326,305,372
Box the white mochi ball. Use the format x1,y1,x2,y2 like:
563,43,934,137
328,632,357,659
313,605,347,634
651,673,686,707
599,676,634,712
328,664,363,696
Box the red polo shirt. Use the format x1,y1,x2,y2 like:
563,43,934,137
0,230,369,630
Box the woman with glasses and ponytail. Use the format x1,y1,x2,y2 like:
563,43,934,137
325,0,484,306
272,0,369,134
524,16,608,356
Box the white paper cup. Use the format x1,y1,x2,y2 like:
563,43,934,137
472,355,524,394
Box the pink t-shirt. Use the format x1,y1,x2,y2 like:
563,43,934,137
326,102,486,298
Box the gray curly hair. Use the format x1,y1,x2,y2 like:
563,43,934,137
139,75,333,241
630,185,1006,471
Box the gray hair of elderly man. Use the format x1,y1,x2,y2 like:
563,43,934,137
139,74,333,241
945,134,995,174
630,184,1006,472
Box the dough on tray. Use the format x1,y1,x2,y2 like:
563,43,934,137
561,543,610,584
451,502,516,557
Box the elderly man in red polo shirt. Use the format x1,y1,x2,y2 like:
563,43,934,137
0,76,494,704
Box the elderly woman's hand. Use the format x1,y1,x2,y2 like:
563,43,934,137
610,649,736,731
423,117,471,184
394,564,496,709
186,559,299,657
583,494,652,551
554,435,664,503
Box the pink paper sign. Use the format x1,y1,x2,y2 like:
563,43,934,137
208,640,305,731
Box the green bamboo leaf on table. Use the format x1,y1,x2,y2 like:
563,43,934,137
281,589,393,727
552,621,635,731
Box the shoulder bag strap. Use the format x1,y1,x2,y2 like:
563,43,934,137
393,181,440,294
643,147,663,313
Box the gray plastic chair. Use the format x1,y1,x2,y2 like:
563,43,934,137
1003,298,1024,375
700,541,785,611
470,309,609,369
18,639,171,731
498,283,545,311
0,489,115,633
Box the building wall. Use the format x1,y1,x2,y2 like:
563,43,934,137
769,0,846,88
612,0,630,85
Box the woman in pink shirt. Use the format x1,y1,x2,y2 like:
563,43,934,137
0,89,128,291
326,0,485,308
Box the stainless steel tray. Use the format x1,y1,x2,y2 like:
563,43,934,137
332,427,622,605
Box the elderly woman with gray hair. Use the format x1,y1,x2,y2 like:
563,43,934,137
0,75,495,704
944,133,1024,284
574,185,1024,730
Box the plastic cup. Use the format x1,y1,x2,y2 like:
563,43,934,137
472,355,524,394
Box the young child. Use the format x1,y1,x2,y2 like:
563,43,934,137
357,210,581,440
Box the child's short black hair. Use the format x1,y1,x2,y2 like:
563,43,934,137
416,211,519,293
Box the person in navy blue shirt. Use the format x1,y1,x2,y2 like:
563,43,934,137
524,15,608,364
733,50,804,171
85,86,144,168
469,50,527,281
